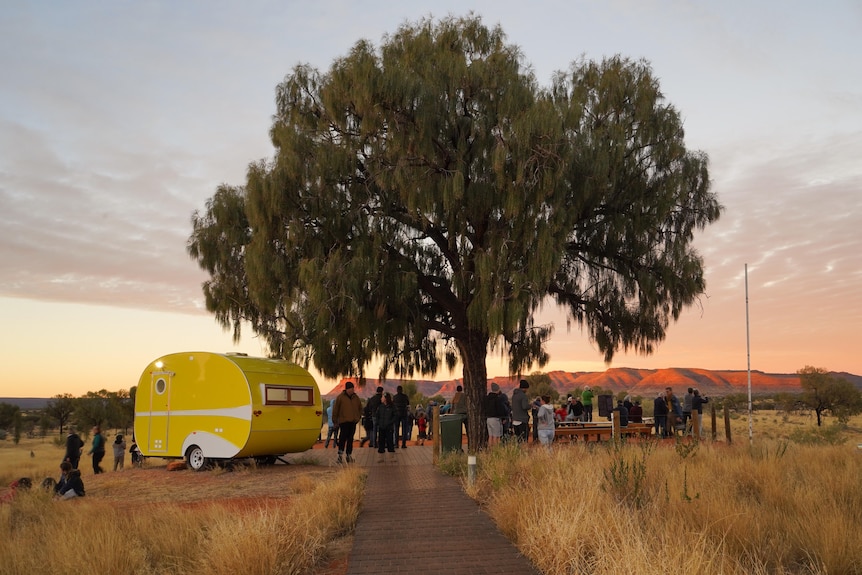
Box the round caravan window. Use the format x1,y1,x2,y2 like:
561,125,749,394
155,378,167,395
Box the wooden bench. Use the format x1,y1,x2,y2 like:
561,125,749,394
553,423,613,443
554,421,653,443
620,423,652,437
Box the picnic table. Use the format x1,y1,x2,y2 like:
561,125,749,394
554,421,612,442
553,420,653,442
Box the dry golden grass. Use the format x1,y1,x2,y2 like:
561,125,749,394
3,411,861,575
461,412,862,575
0,435,67,486
0,439,365,575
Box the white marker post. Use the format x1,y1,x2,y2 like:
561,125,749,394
745,263,753,445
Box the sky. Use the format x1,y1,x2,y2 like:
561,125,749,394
1,1,860,398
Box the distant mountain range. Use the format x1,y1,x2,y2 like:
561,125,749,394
0,397,51,410
4,369,860,409
324,368,862,400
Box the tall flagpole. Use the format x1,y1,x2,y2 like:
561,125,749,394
745,264,753,444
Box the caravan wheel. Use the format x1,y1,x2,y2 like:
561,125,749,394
185,445,209,471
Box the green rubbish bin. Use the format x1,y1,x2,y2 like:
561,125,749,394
439,414,466,452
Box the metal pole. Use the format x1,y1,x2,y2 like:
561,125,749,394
745,264,753,445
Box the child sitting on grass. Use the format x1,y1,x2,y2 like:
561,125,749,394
56,464,85,500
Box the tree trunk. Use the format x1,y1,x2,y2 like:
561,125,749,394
458,331,490,454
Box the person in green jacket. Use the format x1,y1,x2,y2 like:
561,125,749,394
89,426,106,474
581,387,594,422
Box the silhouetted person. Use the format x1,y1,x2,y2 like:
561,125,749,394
64,426,84,470
393,385,411,448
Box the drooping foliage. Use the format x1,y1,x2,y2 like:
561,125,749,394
188,15,721,450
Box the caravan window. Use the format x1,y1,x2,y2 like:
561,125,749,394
264,385,314,406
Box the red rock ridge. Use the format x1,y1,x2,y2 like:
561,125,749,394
324,369,861,400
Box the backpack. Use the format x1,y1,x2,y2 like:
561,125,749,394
483,393,500,417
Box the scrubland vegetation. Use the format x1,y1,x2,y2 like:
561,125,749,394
2,412,860,575
0,440,364,575
449,413,862,575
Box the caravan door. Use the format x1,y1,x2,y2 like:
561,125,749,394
146,371,173,454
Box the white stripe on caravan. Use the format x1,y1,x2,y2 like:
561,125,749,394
134,406,252,420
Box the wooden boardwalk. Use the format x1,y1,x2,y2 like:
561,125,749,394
308,441,541,575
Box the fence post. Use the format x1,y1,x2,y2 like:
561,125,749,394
710,403,717,441
724,404,732,445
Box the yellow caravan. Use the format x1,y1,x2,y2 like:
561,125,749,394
134,352,322,470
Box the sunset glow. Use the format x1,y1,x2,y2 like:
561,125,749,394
2,2,860,398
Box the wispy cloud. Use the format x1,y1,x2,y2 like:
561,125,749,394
1,1,860,396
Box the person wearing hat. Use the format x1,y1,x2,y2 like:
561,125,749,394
483,383,507,448
63,426,84,470
112,433,127,471
332,381,363,464
511,379,531,443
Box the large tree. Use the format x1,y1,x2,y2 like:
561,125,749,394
188,16,721,451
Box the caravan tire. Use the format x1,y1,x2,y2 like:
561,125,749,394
185,445,209,471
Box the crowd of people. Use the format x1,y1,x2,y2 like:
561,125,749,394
652,386,710,438
487,382,712,444
62,425,141,476
326,381,712,460
2,424,142,505
329,382,463,463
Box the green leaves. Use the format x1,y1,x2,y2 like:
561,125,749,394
187,16,720,419
547,56,721,361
